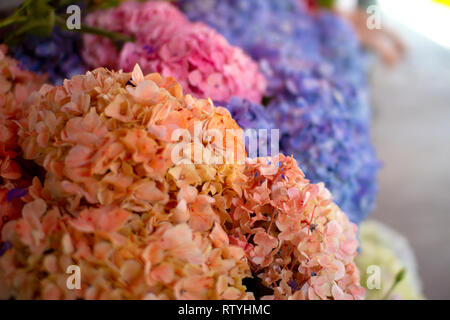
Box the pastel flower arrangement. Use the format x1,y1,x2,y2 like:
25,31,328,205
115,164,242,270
82,0,267,103
0,63,364,300
181,0,379,224
1,0,378,225
0,0,401,301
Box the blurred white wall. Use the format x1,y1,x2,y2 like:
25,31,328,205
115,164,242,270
370,16,450,299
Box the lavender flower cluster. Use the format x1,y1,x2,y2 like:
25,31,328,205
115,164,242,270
316,11,369,86
223,97,277,158
180,0,379,224
10,28,86,85
266,65,379,224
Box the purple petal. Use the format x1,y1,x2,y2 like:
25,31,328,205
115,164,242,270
7,188,28,202
0,241,12,257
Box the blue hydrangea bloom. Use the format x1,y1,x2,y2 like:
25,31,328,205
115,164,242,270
179,0,320,70
11,28,86,85
180,0,379,224
265,63,379,224
316,11,368,87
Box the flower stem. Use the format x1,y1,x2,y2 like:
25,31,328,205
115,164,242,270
55,15,134,43
383,268,406,300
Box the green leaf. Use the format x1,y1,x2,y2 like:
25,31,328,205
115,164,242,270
383,268,407,300
318,0,336,9
0,0,31,29
0,0,56,43
0,14,25,29
394,268,406,284
10,9,55,38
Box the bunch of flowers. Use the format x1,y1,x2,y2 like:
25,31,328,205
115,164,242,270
356,221,424,300
180,0,379,224
0,66,363,300
82,0,266,103
228,155,364,300
10,28,87,85
1,65,252,299
0,45,46,234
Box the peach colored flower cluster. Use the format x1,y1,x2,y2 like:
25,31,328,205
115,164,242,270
229,155,365,300
82,0,266,103
0,65,363,300
0,45,46,233
1,65,253,299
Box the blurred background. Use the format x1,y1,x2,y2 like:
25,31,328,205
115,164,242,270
0,0,449,299
366,0,450,299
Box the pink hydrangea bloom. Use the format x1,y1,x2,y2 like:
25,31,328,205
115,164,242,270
82,0,266,103
228,155,365,300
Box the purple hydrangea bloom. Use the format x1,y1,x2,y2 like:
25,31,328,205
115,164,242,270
225,97,274,132
11,28,86,85
223,97,278,159
180,0,379,224
265,63,379,224
316,11,368,87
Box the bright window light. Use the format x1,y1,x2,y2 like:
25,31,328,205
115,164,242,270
378,0,450,49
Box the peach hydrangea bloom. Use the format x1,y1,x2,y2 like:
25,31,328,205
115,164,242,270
18,64,245,211
0,193,252,299
0,65,252,299
0,45,46,234
227,155,365,300
82,0,266,103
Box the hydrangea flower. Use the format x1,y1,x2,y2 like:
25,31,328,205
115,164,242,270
265,63,379,224
10,28,87,85
228,155,365,300
356,221,424,300
82,0,266,103
180,0,379,224
1,65,252,299
0,45,46,234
